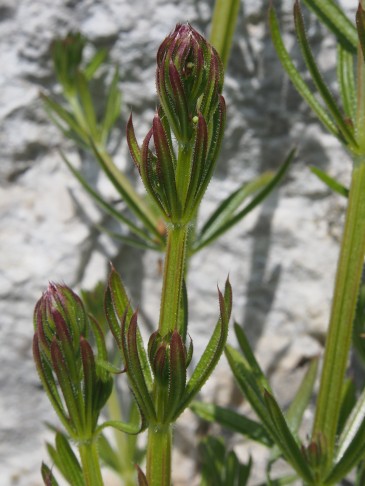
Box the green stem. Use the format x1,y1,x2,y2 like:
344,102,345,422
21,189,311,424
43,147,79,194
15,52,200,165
158,224,188,336
146,424,172,486
312,159,365,464
79,440,103,486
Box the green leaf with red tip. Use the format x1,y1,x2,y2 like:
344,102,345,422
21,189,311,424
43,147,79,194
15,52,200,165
192,95,226,213
184,113,208,214
269,5,339,138
263,390,314,482
51,339,84,435
173,278,232,419
200,53,219,123
293,0,357,148
126,114,142,170
165,331,187,422
33,334,72,436
88,315,109,380
157,63,181,140
41,463,60,486
80,337,96,434
107,267,153,388
153,113,178,215
168,62,189,141
52,310,79,384
124,312,156,421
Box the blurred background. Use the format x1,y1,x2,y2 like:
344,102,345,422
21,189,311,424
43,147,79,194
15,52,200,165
0,0,355,484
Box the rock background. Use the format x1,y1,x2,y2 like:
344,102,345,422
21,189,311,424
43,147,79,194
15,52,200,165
0,0,356,484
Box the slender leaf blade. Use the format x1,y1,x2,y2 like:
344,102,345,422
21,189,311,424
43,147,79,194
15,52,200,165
310,166,349,198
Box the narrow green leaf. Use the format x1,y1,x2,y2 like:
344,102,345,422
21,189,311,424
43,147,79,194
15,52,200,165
41,93,89,143
96,358,124,374
335,385,365,463
173,279,232,419
263,391,314,482
84,48,108,80
199,171,274,243
337,378,356,436
294,1,357,148
95,224,163,252
209,0,240,69
97,434,122,473
225,345,278,440
337,44,356,121
239,456,253,486
310,166,349,198
225,450,240,486
61,152,157,243
302,0,357,52
101,67,121,143
357,4,365,64
190,401,273,446
76,72,98,139
269,7,339,138
91,143,164,243
54,432,84,486
285,357,318,433
234,323,273,393
194,149,294,252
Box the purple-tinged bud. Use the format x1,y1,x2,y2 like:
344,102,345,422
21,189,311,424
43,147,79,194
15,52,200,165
156,23,223,144
33,283,112,440
301,433,327,474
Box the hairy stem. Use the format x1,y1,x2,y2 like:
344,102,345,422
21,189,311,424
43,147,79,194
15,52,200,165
312,159,365,465
146,424,172,486
158,223,188,336
79,440,104,486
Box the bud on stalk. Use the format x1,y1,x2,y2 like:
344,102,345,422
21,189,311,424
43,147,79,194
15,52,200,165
33,283,112,441
127,23,226,224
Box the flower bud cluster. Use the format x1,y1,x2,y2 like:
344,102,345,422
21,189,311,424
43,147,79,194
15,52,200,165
33,283,112,441
127,23,226,224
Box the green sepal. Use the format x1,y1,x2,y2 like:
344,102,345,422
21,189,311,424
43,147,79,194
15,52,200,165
33,334,74,436
302,0,357,52
123,311,156,422
50,338,84,435
46,432,84,486
173,278,232,419
190,401,273,447
80,337,97,434
106,266,153,388
310,166,349,198
269,6,339,138
41,462,60,486
294,0,357,149
164,330,187,422
337,44,356,122
263,390,314,483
